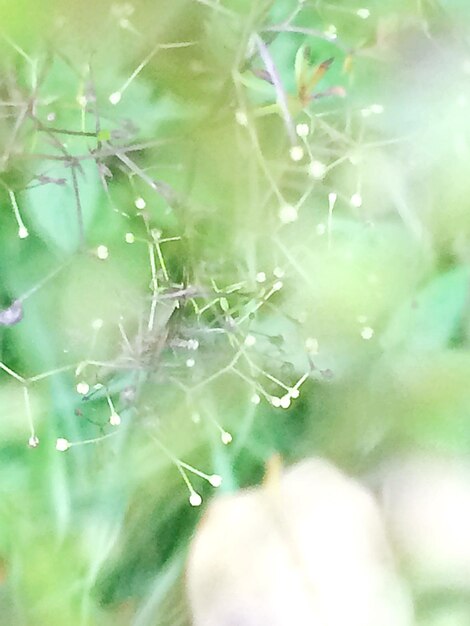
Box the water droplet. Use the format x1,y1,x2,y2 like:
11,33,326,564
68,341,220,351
305,337,319,354
361,326,374,340
350,192,363,208
324,24,337,40
96,245,109,260
244,334,256,347
109,91,122,105
289,145,304,162
221,431,232,445
76,382,90,395
296,123,310,138
56,438,70,452
328,192,337,207
279,204,298,224
109,412,121,426
370,103,384,114
92,318,104,330
209,474,222,487
308,160,327,180
235,110,248,126
280,395,291,409
189,492,203,506
357,8,370,19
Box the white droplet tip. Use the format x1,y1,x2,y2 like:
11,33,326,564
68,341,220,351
92,318,104,330
244,334,256,347
280,395,291,409
305,337,319,354
370,103,384,114
28,435,39,448
350,192,363,208
109,412,121,426
209,474,222,487
271,396,282,408
189,492,203,506
289,145,304,162
324,24,337,40
361,326,374,340
290,388,300,399
235,110,248,126
308,160,327,180
186,358,195,368
134,197,146,209
256,271,267,283
96,244,109,260
296,123,310,138
251,393,261,405
18,226,29,239
279,204,298,224
109,91,122,105
357,8,370,19
273,280,283,292
125,232,135,243
221,431,232,445
76,382,90,395
56,437,70,452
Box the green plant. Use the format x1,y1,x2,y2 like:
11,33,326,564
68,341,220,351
1,1,470,624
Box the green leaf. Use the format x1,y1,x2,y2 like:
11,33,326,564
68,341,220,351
294,44,310,94
24,157,102,254
381,266,470,353
238,71,275,96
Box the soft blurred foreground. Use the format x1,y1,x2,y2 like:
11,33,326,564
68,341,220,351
187,454,470,625
1,0,470,624
187,457,412,626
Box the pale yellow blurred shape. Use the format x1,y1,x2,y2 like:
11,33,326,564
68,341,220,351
381,454,470,590
187,458,412,626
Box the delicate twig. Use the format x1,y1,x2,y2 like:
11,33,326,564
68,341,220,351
254,34,296,145
263,25,351,53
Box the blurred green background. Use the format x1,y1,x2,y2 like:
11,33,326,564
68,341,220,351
1,0,470,624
